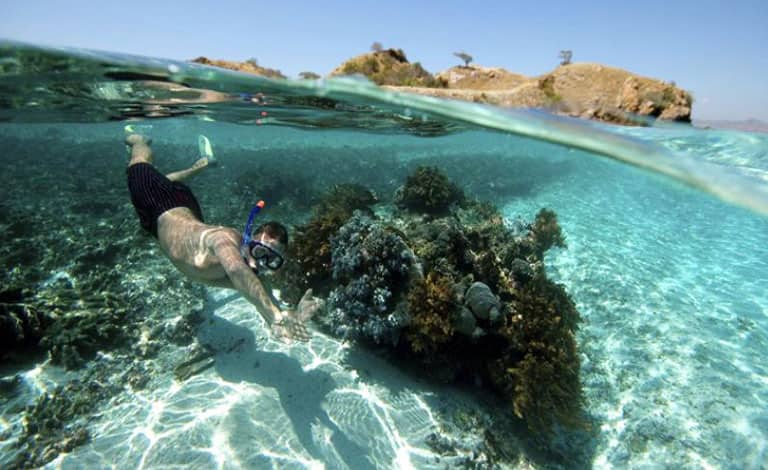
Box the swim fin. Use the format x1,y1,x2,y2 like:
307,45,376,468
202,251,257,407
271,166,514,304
198,134,218,165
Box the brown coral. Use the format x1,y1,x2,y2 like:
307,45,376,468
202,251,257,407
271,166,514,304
289,184,377,291
395,166,464,215
405,271,459,354
495,274,583,432
531,208,567,258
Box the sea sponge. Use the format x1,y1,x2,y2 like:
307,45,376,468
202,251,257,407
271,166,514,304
395,166,464,215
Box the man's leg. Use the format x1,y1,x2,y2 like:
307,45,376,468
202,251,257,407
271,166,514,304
126,133,208,181
165,157,210,182
126,134,154,167
165,135,216,182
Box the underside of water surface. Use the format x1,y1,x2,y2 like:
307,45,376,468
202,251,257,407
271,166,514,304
1,42,767,469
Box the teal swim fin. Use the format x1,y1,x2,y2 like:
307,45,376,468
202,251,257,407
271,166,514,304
198,134,218,165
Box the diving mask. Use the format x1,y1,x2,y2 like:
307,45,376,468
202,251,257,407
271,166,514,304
241,200,284,271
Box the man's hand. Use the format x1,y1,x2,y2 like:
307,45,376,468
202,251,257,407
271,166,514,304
271,289,324,343
296,289,324,322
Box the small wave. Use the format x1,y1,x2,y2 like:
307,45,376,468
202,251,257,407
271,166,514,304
1,40,768,217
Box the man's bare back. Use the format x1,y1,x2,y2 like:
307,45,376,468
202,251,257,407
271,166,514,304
156,208,237,284
125,133,321,342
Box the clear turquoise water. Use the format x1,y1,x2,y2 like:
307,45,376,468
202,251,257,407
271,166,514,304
1,42,767,468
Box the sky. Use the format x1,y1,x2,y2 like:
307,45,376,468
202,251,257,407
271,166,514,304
2,0,767,121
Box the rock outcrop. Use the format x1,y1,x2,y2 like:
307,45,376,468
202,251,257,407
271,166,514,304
436,65,528,90
329,49,445,88
190,56,285,79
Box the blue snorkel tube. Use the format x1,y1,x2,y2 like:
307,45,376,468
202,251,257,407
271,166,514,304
241,200,266,251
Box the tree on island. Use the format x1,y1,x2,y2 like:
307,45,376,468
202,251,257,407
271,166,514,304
299,71,321,80
453,51,473,67
246,57,259,67
371,41,384,52
559,50,572,66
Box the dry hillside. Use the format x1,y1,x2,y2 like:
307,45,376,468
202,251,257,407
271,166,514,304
387,63,692,124
190,56,285,79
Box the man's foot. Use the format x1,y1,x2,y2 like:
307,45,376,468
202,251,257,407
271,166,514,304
124,124,153,144
198,134,218,166
191,157,209,170
125,133,151,146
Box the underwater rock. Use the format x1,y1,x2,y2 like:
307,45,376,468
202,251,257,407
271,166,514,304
164,309,205,346
465,282,501,322
174,347,215,382
323,212,414,344
395,166,464,215
125,364,151,391
425,432,459,456
0,288,51,360
509,258,534,284
453,306,477,336
0,375,22,397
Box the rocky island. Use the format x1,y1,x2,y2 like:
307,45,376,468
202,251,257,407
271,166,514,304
192,47,693,125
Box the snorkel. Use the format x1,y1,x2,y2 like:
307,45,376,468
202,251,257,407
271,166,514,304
240,200,285,272
241,200,266,249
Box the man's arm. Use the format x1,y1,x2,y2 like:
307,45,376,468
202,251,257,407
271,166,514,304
210,233,311,341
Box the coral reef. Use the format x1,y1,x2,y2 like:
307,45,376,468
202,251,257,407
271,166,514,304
395,165,464,215
290,166,581,433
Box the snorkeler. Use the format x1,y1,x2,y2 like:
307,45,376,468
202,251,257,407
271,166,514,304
124,131,322,342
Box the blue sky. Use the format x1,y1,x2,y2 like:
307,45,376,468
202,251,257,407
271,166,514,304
2,0,767,121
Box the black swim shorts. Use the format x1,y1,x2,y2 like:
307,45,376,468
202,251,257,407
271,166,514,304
127,162,204,237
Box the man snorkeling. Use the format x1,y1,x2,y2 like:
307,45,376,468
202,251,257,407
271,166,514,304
124,131,321,342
